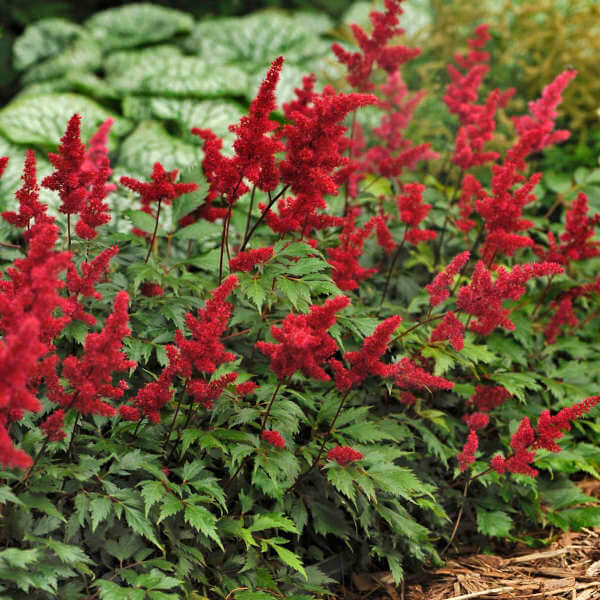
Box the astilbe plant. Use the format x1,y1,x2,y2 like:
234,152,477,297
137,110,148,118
1,2,600,598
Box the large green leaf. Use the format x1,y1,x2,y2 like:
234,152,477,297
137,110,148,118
182,12,330,66
123,97,244,151
13,18,85,71
84,3,194,51
115,120,203,176
0,93,132,149
105,47,248,99
22,37,102,84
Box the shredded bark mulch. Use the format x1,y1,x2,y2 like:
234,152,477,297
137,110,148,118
339,479,600,600
343,529,600,600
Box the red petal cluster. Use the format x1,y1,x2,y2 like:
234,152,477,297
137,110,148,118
329,315,402,392
426,251,470,306
457,429,478,471
327,446,363,465
468,385,511,412
256,296,349,381
262,430,285,449
332,0,420,91
457,261,563,335
40,409,66,441
390,357,454,392
396,183,436,244
430,311,465,351
229,246,273,272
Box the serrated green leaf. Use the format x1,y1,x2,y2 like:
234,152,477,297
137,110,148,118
140,482,165,518
184,505,223,550
94,580,146,600
265,541,307,580
89,497,113,532
249,513,299,534
476,508,513,537
368,465,424,500
20,493,65,522
491,372,541,401
0,485,22,505
173,219,221,241
125,209,157,234
327,467,357,503
158,495,184,524
0,548,40,569
421,346,455,376
124,507,163,550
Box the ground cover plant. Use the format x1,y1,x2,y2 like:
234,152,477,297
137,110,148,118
1,1,600,598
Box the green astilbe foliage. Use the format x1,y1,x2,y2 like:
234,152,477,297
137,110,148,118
1,2,600,600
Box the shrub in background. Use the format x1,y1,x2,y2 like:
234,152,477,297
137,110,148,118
1,1,600,599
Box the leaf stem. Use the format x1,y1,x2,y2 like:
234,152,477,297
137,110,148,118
145,197,162,264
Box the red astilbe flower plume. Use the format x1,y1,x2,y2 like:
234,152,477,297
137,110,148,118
458,429,478,471
139,282,164,297
396,183,436,244
426,251,470,306
40,409,66,441
430,311,465,351
2,150,53,236
75,155,112,239
46,291,135,416
492,395,600,478
256,295,350,381
332,0,420,91
192,57,284,207
544,296,578,344
174,275,238,376
120,162,198,212
0,222,72,346
463,412,489,431
327,209,377,290
229,246,273,272
81,117,116,192
390,357,454,392
262,430,285,449
189,372,238,410
328,446,363,465
120,344,182,424
42,114,93,215
538,193,600,265
0,156,7,178
513,70,577,156
0,318,48,468
457,261,563,335
329,315,402,392
444,25,514,170
66,245,119,325
468,385,511,412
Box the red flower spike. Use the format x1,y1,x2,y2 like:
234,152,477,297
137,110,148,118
2,150,53,234
120,162,198,210
229,246,274,272
40,409,66,441
119,405,141,422
430,311,465,351
457,260,563,335
262,430,285,449
51,291,136,416
328,446,363,465
426,251,470,306
188,372,238,409
140,282,164,297
332,0,420,91
42,114,92,215
256,296,349,381
469,385,511,412
458,429,478,471
236,381,258,397
0,156,7,178
462,413,489,431
332,315,402,391
174,275,238,376
390,357,454,392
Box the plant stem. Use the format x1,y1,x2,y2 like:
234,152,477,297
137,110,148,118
260,380,284,432
164,391,186,454
145,198,162,264
66,412,81,458
441,477,470,554
240,184,289,251
14,438,49,491
288,388,351,493
377,227,407,313
133,417,144,437
243,185,257,245
531,274,555,319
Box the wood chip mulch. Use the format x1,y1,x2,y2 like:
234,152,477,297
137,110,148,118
339,479,600,600
343,529,600,600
